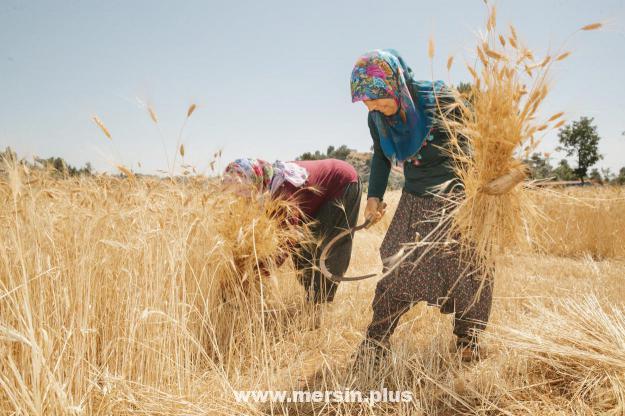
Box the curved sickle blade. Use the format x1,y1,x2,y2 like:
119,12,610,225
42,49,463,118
319,219,378,282
320,207,452,283
320,225,425,283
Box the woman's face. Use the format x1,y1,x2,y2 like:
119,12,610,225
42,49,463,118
363,98,399,116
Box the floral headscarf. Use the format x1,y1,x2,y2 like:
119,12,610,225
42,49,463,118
224,158,274,190
270,160,308,194
224,158,309,194
350,49,444,163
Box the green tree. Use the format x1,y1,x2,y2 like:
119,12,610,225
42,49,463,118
525,152,554,179
456,82,474,104
589,168,602,183
456,82,472,94
327,145,352,160
601,167,614,183
557,117,603,182
35,156,93,177
298,150,325,161
296,145,354,161
553,159,576,181
615,167,625,186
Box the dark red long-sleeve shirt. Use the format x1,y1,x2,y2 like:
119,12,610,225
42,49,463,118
260,159,359,274
275,159,359,219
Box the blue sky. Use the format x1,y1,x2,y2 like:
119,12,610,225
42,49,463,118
1,0,624,175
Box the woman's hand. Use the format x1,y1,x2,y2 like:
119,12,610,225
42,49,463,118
364,197,387,228
481,167,527,195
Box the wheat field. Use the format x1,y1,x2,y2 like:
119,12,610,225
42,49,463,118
1,165,625,415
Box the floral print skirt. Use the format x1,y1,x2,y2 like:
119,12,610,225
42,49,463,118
366,191,493,341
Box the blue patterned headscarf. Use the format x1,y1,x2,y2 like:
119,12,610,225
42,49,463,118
350,49,445,163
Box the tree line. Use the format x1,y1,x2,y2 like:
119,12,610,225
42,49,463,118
0,147,93,177
296,116,625,185
2,117,622,184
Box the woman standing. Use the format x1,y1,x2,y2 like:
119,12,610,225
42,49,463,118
350,49,492,362
223,158,361,303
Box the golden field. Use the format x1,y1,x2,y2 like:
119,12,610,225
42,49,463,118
1,167,625,415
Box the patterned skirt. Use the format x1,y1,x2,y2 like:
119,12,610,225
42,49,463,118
367,191,493,341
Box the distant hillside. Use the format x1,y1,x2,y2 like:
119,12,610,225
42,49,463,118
296,145,404,193
345,151,404,193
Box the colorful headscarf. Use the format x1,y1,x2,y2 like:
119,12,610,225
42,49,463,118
224,158,274,190
270,160,309,194
350,49,445,163
224,158,309,194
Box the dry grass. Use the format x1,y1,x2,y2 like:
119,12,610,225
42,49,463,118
527,186,625,259
486,295,625,414
0,163,311,415
2,159,625,415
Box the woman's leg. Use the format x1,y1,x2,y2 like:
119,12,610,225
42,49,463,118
365,193,494,346
293,243,316,299
452,276,493,341
296,180,362,303
366,275,414,341
366,192,418,341
316,180,362,302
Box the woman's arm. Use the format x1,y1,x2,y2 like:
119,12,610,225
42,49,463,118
367,115,391,200
365,115,391,226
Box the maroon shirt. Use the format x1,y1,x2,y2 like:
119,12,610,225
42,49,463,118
275,159,359,219
260,159,359,274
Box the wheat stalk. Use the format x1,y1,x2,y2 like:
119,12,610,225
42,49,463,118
428,35,435,59
92,116,111,140
446,55,454,71
187,104,197,118
581,22,603,31
148,106,159,124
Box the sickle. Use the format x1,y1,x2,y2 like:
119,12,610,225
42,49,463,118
319,211,453,283
319,219,377,282
320,221,428,282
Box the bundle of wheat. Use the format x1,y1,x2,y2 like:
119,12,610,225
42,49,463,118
437,6,601,274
